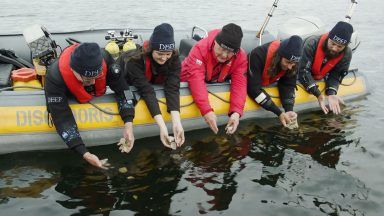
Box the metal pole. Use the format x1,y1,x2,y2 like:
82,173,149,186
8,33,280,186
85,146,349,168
256,0,279,45
344,0,358,22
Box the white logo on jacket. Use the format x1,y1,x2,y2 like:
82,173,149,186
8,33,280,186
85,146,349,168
47,96,63,103
195,59,202,65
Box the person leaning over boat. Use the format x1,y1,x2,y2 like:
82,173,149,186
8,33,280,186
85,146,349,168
45,43,135,169
247,35,303,127
181,23,247,135
298,21,353,115
118,23,185,148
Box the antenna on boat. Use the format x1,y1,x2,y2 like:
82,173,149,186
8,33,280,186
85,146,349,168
345,0,358,22
256,0,279,46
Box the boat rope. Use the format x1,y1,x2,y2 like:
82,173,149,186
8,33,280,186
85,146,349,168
157,98,195,108
207,90,231,103
296,69,357,93
88,101,120,115
339,69,357,86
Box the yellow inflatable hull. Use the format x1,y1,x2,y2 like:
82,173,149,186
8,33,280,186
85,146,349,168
0,71,368,154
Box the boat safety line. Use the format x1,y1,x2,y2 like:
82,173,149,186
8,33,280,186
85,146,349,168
339,69,357,86
296,70,357,93
157,99,195,108
88,101,120,115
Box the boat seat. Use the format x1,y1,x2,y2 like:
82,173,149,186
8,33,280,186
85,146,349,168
179,38,197,62
0,63,13,88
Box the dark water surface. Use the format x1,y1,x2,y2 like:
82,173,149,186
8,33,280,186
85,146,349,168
1,0,384,215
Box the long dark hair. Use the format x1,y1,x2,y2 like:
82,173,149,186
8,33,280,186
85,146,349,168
120,44,180,68
267,52,297,77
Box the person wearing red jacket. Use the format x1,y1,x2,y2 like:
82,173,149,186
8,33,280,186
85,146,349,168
181,23,248,135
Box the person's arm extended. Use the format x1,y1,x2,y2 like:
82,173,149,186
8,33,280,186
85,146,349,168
278,73,296,112
247,46,282,116
164,56,181,113
127,59,161,117
325,48,352,95
228,51,247,117
106,60,135,123
183,45,213,116
45,73,87,156
298,36,321,97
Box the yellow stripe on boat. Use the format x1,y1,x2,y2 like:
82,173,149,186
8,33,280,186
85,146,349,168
0,75,367,135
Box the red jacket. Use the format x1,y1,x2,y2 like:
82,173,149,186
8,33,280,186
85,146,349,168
181,29,248,116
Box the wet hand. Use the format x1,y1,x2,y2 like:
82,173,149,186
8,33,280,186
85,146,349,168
278,112,291,127
225,112,240,135
83,152,110,169
285,111,297,119
317,95,329,114
160,126,173,149
119,122,135,153
285,111,299,129
203,111,218,134
173,122,185,147
328,95,345,115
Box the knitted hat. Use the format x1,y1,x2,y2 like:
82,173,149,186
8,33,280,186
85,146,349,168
150,23,175,51
278,35,303,62
328,21,354,45
70,43,103,77
215,23,243,52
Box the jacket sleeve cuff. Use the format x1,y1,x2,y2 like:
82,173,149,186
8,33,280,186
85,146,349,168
309,86,321,97
72,144,88,156
201,107,214,116
325,88,337,96
283,104,294,112
271,106,283,117
120,107,135,123
228,110,243,118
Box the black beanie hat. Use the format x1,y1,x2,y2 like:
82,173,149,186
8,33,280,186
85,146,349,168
70,43,103,77
328,21,354,45
215,23,243,52
150,23,175,51
278,35,303,62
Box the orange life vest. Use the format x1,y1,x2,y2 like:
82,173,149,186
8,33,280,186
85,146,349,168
58,44,107,103
311,33,345,80
261,41,286,86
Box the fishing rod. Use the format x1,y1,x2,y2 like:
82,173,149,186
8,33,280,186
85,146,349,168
256,0,279,46
344,0,358,22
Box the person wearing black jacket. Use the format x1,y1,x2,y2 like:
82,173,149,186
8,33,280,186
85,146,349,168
298,21,353,115
247,35,303,127
118,23,184,149
45,42,135,169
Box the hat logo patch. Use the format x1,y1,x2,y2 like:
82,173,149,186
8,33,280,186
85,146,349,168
331,35,348,45
219,43,235,52
84,70,101,77
195,59,202,65
289,55,301,62
159,43,175,51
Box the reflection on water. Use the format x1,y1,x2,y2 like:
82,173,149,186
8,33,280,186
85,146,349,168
0,105,380,215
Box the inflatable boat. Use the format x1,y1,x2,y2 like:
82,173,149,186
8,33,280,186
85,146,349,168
0,5,367,154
